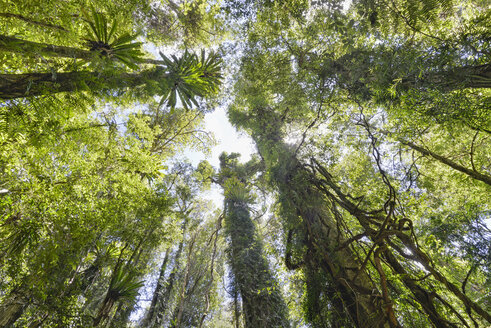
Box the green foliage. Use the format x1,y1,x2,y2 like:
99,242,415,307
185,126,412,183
159,49,222,109
222,177,253,203
83,7,144,68
108,266,145,301
1,0,490,327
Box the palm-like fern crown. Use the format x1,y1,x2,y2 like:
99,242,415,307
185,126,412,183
83,7,144,69
108,265,144,301
159,49,222,109
81,8,222,108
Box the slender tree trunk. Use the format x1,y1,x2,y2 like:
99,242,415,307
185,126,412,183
153,239,185,327
93,245,129,327
399,139,491,186
172,234,195,328
108,303,133,328
0,69,163,100
0,35,165,64
0,13,68,31
142,248,171,327
233,285,241,328
198,215,222,328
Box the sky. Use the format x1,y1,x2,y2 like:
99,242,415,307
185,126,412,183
186,107,255,168
183,106,256,205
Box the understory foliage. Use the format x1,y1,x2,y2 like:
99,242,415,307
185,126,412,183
0,0,490,327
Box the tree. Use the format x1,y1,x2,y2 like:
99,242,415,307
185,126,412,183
0,9,222,109
0,9,144,68
218,153,290,328
0,48,221,110
226,1,490,326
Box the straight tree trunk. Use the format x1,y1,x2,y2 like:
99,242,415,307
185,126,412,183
171,232,198,328
0,35,164,64
141,248,171,327
233,286,241,328
225,197,290,328
219,156,290,328
152,239,185,327
0,69,164,100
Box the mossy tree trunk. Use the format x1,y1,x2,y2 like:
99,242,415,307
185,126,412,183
0,69,164,100
219,154,290,328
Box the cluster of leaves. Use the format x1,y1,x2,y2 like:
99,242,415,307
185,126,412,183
82,7,144,69
160,50,222,109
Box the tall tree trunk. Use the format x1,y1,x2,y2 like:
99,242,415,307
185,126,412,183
246,108,392,327
172,232,197,328
141,248,171,328
225,198,290,328
152,237,186,327
275,155,391,327
93,244,130,327
0,35,165,64
219,155,290,328
0,69,163,100
0,288,28,328
233,285,241,328
108,303,133,328
310,157,491,326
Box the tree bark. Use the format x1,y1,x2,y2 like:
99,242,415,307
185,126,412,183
0,13,68,32
278,158,391,328
224,198,291,328
400,139,491,186
0,288,29,328
0,35,93,60
219,156,290,328
141,248,171,327
152,239,185,327
426,64,491,90
172,232,198,328
248,107,391,328
0,69,163,100
0,35,165,65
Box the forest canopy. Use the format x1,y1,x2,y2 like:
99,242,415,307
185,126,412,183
0,0,490,327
